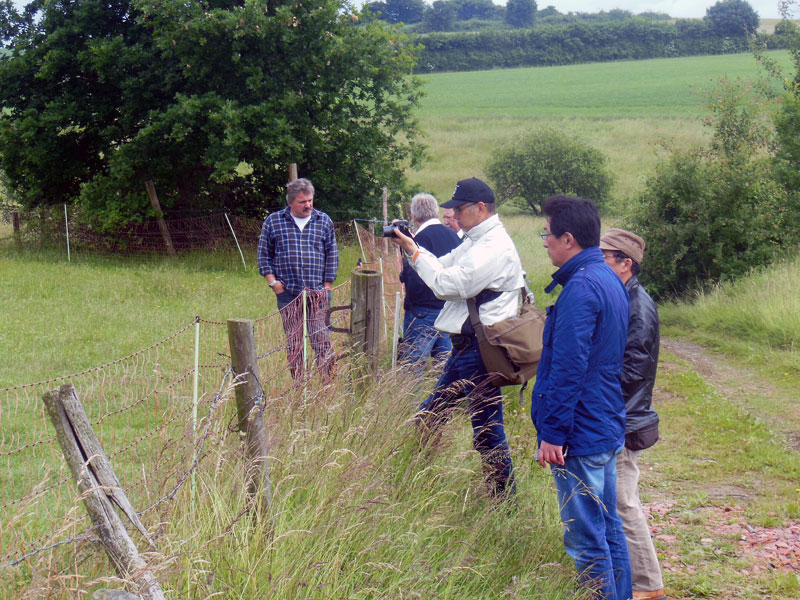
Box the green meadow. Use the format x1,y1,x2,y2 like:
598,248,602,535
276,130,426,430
1,50,799,599
410,51,793,208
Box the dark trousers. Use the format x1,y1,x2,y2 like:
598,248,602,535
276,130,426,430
417,335,514,496
276,289,334,383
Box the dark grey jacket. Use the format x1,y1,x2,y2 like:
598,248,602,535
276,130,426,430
622,276,660,447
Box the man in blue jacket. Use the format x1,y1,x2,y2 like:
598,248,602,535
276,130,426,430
531,196,632,600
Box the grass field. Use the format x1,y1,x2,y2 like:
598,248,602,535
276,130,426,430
2,49,799,598
409,51,794,210
2,222,799,598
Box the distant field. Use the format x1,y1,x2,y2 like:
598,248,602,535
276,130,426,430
410,51,793,209
758,18,800,34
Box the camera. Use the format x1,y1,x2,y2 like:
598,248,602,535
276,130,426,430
382,220,411,238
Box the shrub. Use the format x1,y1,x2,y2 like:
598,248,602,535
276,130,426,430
631,79,798,299
486,127,613,215
704,0,760,36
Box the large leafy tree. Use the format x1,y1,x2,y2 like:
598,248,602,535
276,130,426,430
423,1,458,32
504,0,536,28
704,0,759,36
364,0,426,24
0,0,424,227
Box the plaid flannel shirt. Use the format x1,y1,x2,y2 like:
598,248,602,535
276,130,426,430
257,207,338,296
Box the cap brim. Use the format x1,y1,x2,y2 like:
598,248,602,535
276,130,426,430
439,198,464,209
598,240,618,251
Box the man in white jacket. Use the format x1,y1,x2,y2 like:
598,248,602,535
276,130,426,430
393,178,524,497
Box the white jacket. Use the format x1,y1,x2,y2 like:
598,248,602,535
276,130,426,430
410,214,525,334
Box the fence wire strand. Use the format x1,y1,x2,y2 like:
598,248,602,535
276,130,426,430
0,226,403,598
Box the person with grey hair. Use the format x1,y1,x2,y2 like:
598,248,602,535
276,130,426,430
257,177,338,383
398,193,461,376
393,178,524,497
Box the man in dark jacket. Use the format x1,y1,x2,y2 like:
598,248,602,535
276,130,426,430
601,229,666,600
531,196,632,600
398,193,461,376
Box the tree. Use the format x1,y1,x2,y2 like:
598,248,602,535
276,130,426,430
0,0,425,227
704,0,759,36
505,0,536,28
423,0,457,31
451,0,498,21
486,127,612,215
375,0,426,24
632,79,797,299
537,5,560,19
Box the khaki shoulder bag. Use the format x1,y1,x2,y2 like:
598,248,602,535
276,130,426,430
466,289,546,392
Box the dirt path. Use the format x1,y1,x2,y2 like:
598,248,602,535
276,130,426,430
660,338,800,451
645,338,799,595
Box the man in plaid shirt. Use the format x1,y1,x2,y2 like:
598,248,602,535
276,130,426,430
258,178,339,383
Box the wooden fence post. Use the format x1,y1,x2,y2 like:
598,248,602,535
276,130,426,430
42,385,165,600
382,186,389,254
12,211,20,235
144,180,176,256
227,319,273,513
350,269,383,375
288,163,298,182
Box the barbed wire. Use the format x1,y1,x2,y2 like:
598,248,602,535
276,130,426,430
0,250,396,585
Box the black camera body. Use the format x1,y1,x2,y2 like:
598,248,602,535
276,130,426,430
382,220,411,238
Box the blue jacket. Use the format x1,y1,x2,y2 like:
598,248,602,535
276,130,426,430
531,246,629,456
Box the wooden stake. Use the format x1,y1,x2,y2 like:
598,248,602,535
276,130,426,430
42,385,165,600
144,180,176,256
227,319,273,513
350,269,383,375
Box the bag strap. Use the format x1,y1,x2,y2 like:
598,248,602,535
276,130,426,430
468,286,527,323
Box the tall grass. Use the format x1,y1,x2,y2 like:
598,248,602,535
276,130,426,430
153,369,585,600
659,253,800,379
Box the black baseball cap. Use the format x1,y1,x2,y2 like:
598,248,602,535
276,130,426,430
440,177,496,208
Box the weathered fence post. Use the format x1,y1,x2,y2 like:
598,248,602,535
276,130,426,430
42,385,165,600
350,269,383,375
227,319,273,513
12,211,20,235
288,163,298,182
382,186,389,254
143,180,176,256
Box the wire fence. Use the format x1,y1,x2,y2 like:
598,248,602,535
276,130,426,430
0,208,412,596
0,206,358,262
0,281,360,597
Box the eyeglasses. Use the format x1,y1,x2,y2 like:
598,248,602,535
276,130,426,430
540,232,555,240
453,203,476,215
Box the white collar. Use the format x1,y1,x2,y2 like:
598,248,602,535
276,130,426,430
414,217,441,234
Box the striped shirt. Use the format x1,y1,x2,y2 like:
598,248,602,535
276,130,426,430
257,207,338,296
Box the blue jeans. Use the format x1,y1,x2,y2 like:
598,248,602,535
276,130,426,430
399,307,451,377
551,446,632,600
417,336,514,496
